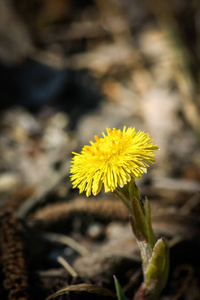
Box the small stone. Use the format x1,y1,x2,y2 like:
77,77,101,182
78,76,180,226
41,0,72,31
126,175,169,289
86,222,105,240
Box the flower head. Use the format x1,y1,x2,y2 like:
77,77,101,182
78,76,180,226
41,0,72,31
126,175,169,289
70,126,158,196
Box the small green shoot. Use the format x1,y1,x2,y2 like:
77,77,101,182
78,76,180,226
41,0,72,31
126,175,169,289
114,275,127,300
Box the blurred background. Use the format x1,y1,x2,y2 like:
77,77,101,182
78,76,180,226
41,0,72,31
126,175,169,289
0,0,200,192
1,0,200,189
0,0,200,299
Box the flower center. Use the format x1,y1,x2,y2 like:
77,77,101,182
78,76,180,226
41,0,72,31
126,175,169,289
84,129,124,160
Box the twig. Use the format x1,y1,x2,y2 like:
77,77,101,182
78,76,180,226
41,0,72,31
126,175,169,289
179,193,200,215
57,256,78,277
42,232,89,256
172,264,194,300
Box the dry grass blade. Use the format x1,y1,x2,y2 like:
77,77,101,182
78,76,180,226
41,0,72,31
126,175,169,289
43,232,89,255
45,283,115,300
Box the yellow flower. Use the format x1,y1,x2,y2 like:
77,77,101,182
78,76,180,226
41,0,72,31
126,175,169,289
70,126,158,197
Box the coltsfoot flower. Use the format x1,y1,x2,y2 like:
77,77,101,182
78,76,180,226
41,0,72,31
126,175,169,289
70,126,158,196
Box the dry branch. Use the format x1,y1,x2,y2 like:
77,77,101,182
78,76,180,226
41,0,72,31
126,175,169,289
0,210,28,300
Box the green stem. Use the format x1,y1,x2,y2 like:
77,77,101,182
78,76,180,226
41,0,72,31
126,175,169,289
114,179,155,274
113,178,169,300
113,189,133,214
